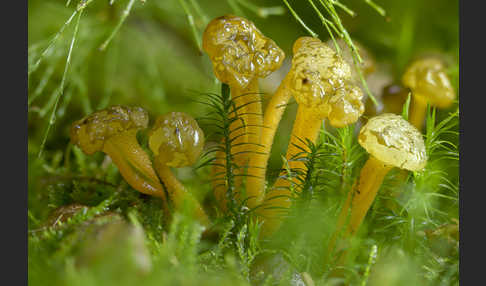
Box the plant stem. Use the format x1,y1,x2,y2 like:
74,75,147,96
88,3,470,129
38,9,83,159
28,63,56,107
28,10,78,76
364,0,386,17
99,0,136,51
177,0,202,53
282,0,318,38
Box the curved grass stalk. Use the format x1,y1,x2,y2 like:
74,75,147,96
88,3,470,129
282,0,318,38
177,0,202,53
38,9,84,158
28,64,56,107
28,10,78,77
99,0,137,51
364,0,386,17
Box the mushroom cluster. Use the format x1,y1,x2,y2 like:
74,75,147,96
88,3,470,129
201,15,457,241
70,105,165,199
68,15,455,263
203,15,285,211
257,37,365,236
200,16,389,237
70,106,209,227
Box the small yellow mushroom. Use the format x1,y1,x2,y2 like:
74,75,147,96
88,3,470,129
202,15,285,212
364,83,411,119
202,15,285,90
258,37,364,236
70,105,167,203
148,112,210,228
402,57,455,130
328,113,427,263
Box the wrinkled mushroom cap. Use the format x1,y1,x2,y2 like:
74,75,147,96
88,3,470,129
326,39,376,80
289,37,364,125
148,112,205,168
70,105,149,155
326,84,365,128
402,58,455,108
358,113,427,171
202,15,285,88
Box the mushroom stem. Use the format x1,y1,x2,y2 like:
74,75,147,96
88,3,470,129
154,160,210,228
232,79,262,162
328,155,393,259
102,130,166,200
246,77,292,209
409,95,428,130
215,79,262,211
257,106,323,236
341,155,393,236
230,80,261,180
280,106,323,183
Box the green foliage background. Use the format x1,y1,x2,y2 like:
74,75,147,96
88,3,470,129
28,0,459,285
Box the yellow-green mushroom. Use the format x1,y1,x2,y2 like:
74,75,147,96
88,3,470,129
328,113,427,263
364,83,411,120
148,112,210,228
70,105,167,204
202,15,285,212
402,57,455,130
257,37,365,236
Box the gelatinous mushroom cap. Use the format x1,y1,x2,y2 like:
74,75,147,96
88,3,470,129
70,105,149,155
202,15,285,88
402,58,455,108
148,112,205,168
326,84,365,128
326,39,376,79
289,37,364,123
358,113,427,171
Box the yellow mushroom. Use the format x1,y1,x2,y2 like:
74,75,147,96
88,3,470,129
148,112,210,228
202,15,285,211
70,105,167,204
402,57,455,130
364,83,411,120
257,37,365,236
328,113,427,263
